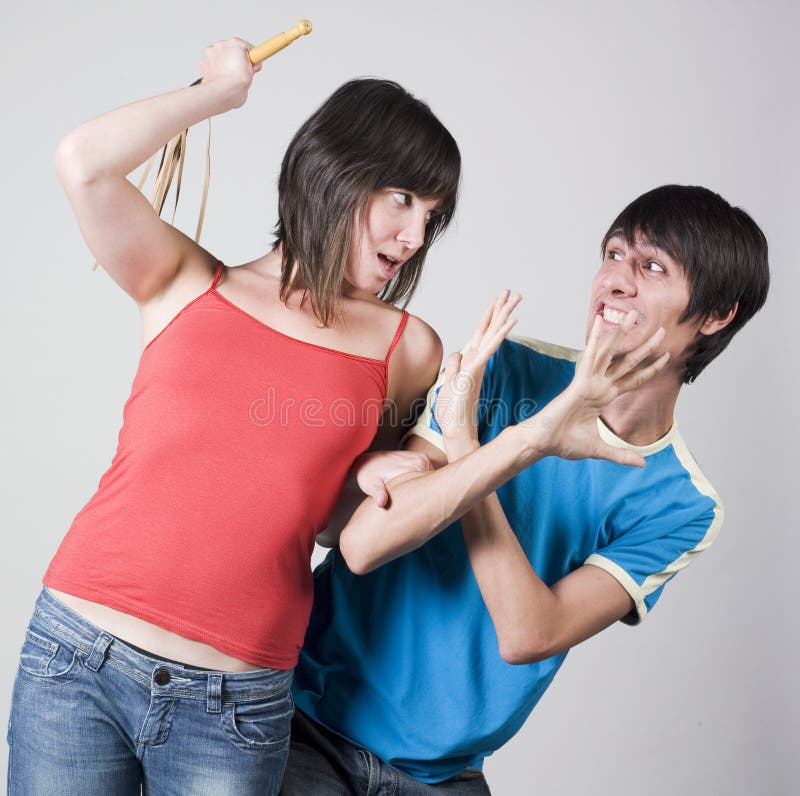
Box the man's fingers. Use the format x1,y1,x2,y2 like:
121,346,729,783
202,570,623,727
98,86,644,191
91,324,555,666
466,291,522,361
444,351,463,382
614,352,670,395
490,292,521,334
606,326,666,380
491,289,511,321
469,302,496,349
372,484,389,508
600,444,646,468
595,310,639,373
480,292,521,354
581,314,603,366
471,313,519,372
486,317,518,353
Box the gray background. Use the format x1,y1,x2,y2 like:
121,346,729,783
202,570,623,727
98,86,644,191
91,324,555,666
2,1,797,793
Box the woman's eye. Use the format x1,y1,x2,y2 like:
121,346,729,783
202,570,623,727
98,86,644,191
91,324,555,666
645,261,665,273
391,192,411,207
609,251,623,261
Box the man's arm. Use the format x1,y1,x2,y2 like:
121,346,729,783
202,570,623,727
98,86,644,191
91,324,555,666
339,422,542,573
338,311,669,575
315,448,433,547
446,437,632,664
468,535,633,665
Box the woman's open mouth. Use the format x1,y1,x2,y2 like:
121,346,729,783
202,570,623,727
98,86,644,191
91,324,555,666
378,253,401,279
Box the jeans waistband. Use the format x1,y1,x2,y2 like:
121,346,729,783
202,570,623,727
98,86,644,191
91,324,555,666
32,588,292,704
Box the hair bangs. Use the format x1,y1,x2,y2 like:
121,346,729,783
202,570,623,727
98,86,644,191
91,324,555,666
381,130,460,207
602,193,689,271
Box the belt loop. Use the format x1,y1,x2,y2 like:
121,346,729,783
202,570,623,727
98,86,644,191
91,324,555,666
85,632,113,672
207,672,223,714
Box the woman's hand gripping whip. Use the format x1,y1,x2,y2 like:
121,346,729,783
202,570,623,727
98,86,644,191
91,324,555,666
93,20,312,271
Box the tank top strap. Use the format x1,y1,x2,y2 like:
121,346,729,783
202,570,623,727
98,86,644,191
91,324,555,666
210,261,225,290
385,310,410,364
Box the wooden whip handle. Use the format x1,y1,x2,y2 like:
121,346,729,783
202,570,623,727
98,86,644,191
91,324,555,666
248,19,312,64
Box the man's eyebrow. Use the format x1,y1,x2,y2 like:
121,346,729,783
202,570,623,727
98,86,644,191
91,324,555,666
634,240,670,259
603,232,625,248
627,235,669,259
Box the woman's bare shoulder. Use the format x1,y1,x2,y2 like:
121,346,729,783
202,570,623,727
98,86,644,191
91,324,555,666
398,312,442,365
386,310,442,396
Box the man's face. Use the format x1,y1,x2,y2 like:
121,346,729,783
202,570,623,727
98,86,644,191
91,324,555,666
587,233,703,367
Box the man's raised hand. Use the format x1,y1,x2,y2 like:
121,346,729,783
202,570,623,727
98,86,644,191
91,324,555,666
434,290,521,450
520,311,670,467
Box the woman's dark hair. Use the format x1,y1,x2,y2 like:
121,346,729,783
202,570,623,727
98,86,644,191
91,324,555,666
601,185,769,383
274,78,461,326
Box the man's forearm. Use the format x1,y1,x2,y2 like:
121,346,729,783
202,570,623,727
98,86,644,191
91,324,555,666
459,493,566,663
338,427,539,574
446,437,571,663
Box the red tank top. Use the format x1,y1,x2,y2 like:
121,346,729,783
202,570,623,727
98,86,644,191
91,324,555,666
44,264,409,668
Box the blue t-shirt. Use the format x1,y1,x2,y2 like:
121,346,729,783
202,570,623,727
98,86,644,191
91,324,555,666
293,338,722,783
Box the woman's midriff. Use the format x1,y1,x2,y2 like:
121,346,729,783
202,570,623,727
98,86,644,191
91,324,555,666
47,589,263,671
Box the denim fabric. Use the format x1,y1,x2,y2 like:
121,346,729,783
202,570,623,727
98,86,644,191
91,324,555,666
7,588,294,795
281,709,492,795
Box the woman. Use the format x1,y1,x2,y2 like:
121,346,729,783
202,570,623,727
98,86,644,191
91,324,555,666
6,38,459,794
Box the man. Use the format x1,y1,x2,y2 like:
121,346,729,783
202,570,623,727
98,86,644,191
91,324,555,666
281,185,770,794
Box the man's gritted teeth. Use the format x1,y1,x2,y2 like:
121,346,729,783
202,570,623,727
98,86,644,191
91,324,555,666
596,302,641,326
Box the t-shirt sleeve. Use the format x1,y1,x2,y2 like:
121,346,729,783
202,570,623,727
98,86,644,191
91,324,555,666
402,365,448,452
585,492,723,626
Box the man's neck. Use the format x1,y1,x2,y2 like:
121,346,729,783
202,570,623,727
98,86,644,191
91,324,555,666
600,371,683,447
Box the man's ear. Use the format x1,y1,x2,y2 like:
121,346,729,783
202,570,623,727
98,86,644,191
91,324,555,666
700,302,738,336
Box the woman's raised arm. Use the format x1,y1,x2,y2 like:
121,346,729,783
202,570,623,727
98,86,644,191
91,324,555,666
54,38,260,303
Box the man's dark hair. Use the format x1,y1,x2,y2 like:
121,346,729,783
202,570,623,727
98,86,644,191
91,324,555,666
601,185,769,383
274,78,461,326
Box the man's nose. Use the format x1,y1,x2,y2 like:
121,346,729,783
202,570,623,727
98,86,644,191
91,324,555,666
602,261,636,295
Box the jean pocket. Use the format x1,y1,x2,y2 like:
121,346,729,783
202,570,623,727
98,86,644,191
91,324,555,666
221,688,294,756
17,627,82,686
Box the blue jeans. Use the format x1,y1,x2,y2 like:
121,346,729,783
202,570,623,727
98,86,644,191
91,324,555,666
281,708,492,795
7,588,294,795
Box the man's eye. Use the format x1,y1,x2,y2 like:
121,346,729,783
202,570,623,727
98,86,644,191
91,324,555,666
645,261,665,272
